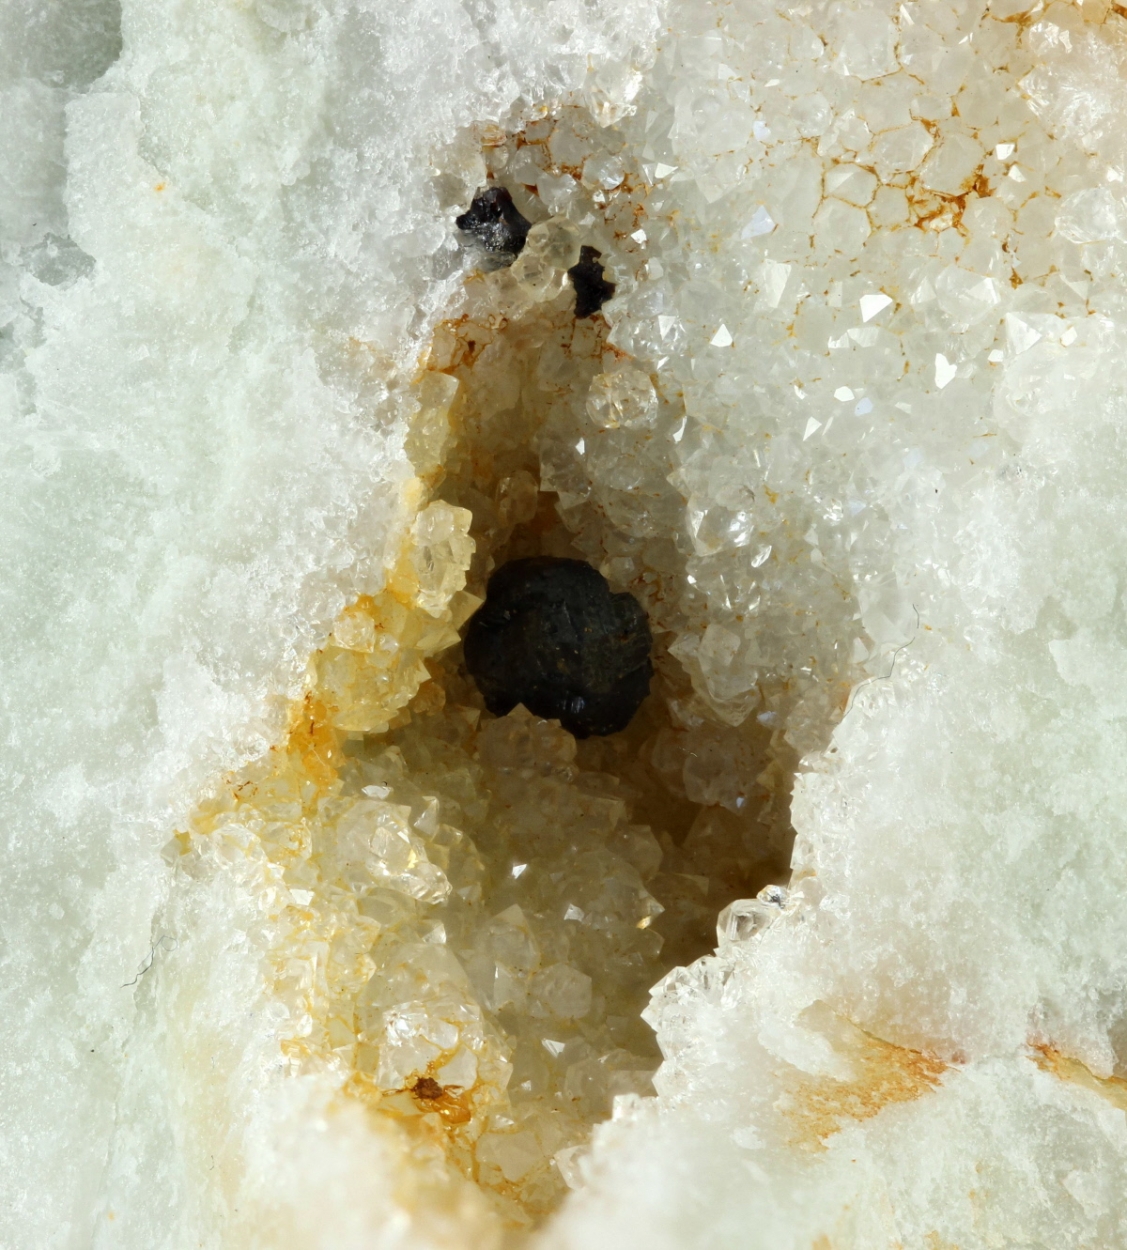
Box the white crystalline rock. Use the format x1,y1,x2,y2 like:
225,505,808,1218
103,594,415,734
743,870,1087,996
1056,187,1124,244
859,292,893,323
11,0,1127,1246
0,0,661,1246
539,1,1127,1247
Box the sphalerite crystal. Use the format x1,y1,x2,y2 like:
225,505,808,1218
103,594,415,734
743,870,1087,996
463,557,653,738
455,186,531,263
567,245,615,318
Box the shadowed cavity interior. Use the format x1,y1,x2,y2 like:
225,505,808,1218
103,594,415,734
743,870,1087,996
332,281,794,1222
176,116,801,1232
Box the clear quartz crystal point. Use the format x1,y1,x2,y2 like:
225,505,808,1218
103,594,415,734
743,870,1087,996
510,217,582,301
716,884,790,946
586,367,659,430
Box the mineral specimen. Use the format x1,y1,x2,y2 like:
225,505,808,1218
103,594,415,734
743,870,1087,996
13,0,1127,1246
568,246,616,318
455,186,531,262
463,557,653,738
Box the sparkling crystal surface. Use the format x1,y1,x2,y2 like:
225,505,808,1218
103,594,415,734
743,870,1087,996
9,0,1127,1246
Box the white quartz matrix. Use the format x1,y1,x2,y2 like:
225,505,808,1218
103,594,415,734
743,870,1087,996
6,0,1127,1246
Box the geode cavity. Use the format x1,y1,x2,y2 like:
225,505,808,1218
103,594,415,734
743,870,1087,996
463,557,653,738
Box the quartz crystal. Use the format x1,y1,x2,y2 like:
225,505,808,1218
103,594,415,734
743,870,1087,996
8,0,1127,1247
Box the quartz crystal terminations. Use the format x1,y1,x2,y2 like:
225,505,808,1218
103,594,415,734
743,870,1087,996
568,245,616,318
23,0,1127,1238
463,557,653,738
455,186,531,263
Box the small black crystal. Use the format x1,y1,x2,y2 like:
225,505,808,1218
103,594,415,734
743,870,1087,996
455,186,531,261
463,557,653,738
567,246,616,318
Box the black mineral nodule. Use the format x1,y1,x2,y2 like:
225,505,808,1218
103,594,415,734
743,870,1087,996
568,245,616,318
455,186,531,261
463,557,653,739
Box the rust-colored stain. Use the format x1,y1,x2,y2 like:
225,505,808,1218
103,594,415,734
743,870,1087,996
428,311,504,375
1031,1044,1127,1112
343,1069,476,1129
832,678,855,716
899,157,999,238
785,1018,946,1149
410,1076,474,1126
286,693,341,792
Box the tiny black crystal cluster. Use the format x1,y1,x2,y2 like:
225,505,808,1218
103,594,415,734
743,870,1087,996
455,187,531,262
463,557,653,738
567,245,616,318
456,188,616,318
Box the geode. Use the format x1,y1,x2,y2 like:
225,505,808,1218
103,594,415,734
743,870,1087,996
463,557,653,738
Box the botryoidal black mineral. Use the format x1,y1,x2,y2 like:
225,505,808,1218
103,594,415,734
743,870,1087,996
455,187,531,262
463,557,653,738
